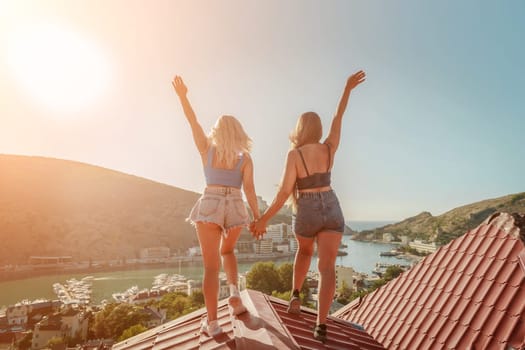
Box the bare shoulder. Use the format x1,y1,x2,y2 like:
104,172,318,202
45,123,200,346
243,152,252,160
287,148,299,159
323,140,337,154
241,152,253,172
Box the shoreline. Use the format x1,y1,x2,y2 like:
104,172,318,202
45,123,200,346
0,252,295,283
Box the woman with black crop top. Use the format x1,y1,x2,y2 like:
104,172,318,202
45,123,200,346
172,76,260,337
251,70,366,343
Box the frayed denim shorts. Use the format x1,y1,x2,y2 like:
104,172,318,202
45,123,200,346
292,190,345,238
188,187,249,235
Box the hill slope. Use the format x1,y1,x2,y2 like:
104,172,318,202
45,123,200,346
355,192,525,244
0,155,204,264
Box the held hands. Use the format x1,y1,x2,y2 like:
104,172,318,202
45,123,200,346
249,219,267,240
347,70,366,90
172,75,187,97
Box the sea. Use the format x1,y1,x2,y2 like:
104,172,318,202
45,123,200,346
0,220,400,308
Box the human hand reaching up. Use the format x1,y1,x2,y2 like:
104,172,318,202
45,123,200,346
346,70,366,90
172,75,188,97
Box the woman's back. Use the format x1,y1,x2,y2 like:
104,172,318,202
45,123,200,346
295,143,332,179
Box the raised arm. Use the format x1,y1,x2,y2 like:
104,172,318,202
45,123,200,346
324,70,366,151
241,154,260,221
251,150,298,236
172,76,208,154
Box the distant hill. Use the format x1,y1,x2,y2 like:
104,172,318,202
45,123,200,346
355,192,525,244
0,155,290,264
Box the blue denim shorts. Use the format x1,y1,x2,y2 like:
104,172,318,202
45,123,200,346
292,190,345,238
188,187,249,234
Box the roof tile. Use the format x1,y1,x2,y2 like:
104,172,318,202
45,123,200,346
115,289,385,350
333,212,525,350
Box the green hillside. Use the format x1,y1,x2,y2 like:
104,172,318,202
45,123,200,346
355,192,525,244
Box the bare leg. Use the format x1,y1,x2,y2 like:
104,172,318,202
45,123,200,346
220,226,242,285
196,222,222,322
292,234,315,292
221,226,246,315
316,231,342,325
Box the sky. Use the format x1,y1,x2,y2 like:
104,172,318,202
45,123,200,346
0,0,524,221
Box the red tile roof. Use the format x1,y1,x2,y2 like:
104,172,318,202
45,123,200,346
113,289,385,350
333,212,525,350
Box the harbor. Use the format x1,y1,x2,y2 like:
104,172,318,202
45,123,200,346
0,237,416,307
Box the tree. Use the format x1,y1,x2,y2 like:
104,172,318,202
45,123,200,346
246,262,281,295
336,280,353,305
91,303,149,339
190,290,204,306
383,265,404,282
119,324,148,341
153,291,205,321
157,293,193,320
47,336,66,350
277,263,293,292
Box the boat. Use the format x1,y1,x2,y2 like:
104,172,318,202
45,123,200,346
380,250,402,257
52,276,93,305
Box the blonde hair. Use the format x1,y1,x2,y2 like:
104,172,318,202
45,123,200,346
209,115,252,167
288,112,323,211
289,112,322,149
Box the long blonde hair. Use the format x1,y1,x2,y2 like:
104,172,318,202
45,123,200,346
287,112,323,211
209,115,252,167
289,112,322,149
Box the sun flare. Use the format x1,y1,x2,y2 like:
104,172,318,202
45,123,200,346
6,22,111,114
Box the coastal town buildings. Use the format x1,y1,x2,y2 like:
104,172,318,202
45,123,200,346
335,265,355,291
6,302,28,326
254,239,273,255
266,223,287,243
31,308,88,349
408,239,438,254
382,232,395,242
138,247,170,260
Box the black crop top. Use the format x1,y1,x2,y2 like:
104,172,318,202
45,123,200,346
296,143,332,190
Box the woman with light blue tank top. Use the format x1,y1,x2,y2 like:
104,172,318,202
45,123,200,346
172,76,259,337
251,70,366,343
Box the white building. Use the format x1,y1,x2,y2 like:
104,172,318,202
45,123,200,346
188,246,202,256
335,265,354,291
255,240,273,255
6,302,29,326
289,236,298,253
275,244,289,253
409,240,438,254
266,224,287,243
139,247,170,259
383,233,395,242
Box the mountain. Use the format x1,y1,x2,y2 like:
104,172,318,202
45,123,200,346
354,192,525,244
0,155,290,264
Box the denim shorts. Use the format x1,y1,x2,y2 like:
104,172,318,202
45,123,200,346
188,187,249,234
292,190,345,238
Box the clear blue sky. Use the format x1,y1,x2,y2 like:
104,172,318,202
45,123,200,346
0,1,524,220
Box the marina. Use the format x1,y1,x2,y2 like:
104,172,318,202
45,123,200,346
52,276,93,305
111,273,189,303
0,236,415,307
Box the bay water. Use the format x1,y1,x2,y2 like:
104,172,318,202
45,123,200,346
0,221,402,307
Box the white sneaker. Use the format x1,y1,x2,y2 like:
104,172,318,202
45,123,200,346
228,285,247,316
228,295,247,316
201,317,223,337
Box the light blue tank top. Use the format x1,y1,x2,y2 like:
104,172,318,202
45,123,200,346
204,147,244,188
